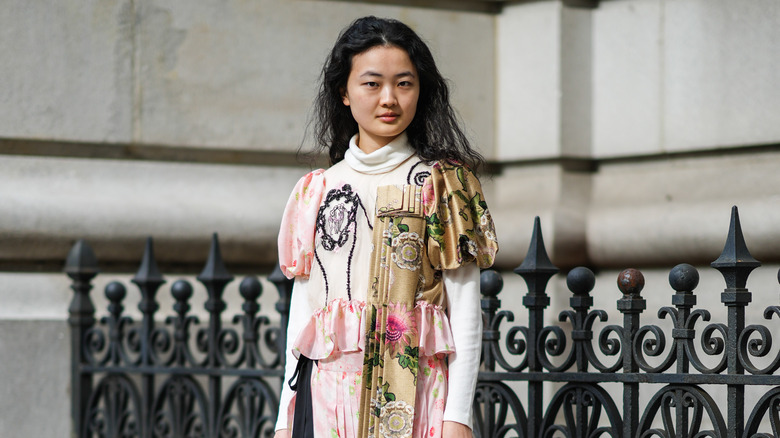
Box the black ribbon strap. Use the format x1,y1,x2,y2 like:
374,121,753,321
288,356,316,438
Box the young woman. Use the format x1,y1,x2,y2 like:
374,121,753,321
274,16,498,438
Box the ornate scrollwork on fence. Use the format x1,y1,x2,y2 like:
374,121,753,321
151,376,209,438
473,207,780,438
69,207,780,437
541,383,622,437
217,378,279,438
68,234,289,438
83,374,143,438
473,381,528,438
638,384,726,438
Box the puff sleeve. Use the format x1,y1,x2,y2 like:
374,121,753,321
278,169,326,279
423,162,498,270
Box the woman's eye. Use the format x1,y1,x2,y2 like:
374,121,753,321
364,82,379,88
398,81,413,87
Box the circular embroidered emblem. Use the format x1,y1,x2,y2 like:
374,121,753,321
391,232,423,271
379,401,414,437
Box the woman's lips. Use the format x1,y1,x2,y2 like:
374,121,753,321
378,113,399,122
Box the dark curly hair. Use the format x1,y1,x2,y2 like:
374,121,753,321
313,16,484,171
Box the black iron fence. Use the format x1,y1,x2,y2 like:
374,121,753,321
66,206,780,438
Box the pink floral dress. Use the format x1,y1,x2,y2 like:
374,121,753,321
276,134,498,438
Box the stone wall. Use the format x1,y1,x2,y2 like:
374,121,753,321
492,0,780,270
1,0,779,436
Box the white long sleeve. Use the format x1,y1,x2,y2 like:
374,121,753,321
274,277,313,432
442,263,483,430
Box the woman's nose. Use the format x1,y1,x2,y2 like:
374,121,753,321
379,86,397,106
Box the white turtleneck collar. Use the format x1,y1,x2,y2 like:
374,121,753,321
343,133,416,174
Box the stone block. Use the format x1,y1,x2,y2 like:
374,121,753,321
588,151,780,267
592,0,662,157
664,0,780,150
489,164,570,268
0,155,306,268
0,0,134,143
496,2,562,160
0,320,70,438
560,6,594,158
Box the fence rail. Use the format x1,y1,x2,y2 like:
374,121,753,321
67,206,780,437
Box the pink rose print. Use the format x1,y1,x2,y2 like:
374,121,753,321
385,302,417,354
422,179,435,208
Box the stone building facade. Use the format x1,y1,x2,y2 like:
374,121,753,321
1,0,779,435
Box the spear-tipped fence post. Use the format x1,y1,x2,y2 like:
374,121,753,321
131,237,165,437
65,239,99,438
711,206,760,438
514,217,559,438
197,233,234,436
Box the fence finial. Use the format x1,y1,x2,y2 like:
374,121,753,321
133,237,164,285
64,239,99,278
711,206,760,289
198,233,234,283
514,217,559,296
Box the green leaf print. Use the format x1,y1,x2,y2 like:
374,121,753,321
426,213,446,250
459,207,468,221
456,166,468,189
469,193,485,215
395,346,419,375
381,381,396,402
453,188,471,204
397,223,409,233
372,351,384,368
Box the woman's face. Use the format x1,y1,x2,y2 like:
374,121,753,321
342,45,419,154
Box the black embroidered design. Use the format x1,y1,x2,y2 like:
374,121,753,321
317,185,359,251
314,184,362,302
357,196,373,231
406,161,430,187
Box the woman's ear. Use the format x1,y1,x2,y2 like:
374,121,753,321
341,88,350,106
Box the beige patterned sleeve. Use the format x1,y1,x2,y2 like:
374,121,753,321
423,161,499,270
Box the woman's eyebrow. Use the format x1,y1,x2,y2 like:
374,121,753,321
359,70,416,78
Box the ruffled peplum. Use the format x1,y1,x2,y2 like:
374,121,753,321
292,298,456,361
293,299,366,360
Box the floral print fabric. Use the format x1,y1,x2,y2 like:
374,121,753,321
359,162,498,438
279,169,326,279
292,299,454,365
279,160,497,438
287,299,453,438
424,162,498,270
289,351,447,438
